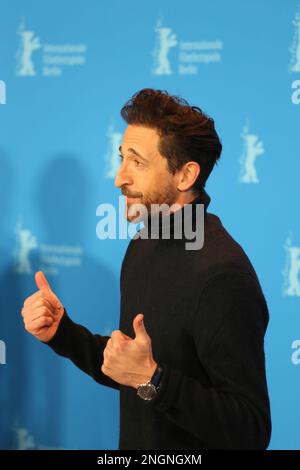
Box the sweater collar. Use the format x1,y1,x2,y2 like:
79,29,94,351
139,188,211,239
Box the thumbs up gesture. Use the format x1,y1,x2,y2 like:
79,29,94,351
21,271,65,343
102,314,157,389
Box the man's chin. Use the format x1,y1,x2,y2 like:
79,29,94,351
125,202,146,223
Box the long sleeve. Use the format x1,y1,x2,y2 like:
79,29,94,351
144,271,271,449
44,309,120,391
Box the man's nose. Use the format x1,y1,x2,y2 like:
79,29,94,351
114,164,133,188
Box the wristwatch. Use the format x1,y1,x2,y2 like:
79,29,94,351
136,365,164,401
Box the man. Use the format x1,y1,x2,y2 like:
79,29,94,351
21,88,271,450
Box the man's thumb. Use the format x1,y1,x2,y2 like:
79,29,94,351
133,314,148,339
35,271,51,292
34,271,62,311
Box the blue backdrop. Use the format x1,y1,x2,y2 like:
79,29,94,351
0,0,299,450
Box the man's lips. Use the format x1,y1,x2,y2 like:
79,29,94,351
123,193,141,201
126,196,139,203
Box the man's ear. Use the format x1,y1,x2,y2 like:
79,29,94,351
177,161,200,191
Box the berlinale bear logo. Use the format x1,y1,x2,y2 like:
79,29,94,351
239,123,265,184
152,19,178,75
283,235,300,297
16,22,41,76
290,7,300,73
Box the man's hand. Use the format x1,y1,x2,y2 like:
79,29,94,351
102,314,157,389
21,271,65,343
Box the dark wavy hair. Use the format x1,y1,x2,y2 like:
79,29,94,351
120,88,222,192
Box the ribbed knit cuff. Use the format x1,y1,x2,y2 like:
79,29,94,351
42,308,73,353
142,362,182,413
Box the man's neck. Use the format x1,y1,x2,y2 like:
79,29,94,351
171,190,201,212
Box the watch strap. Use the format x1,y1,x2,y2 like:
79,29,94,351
150,365,163,388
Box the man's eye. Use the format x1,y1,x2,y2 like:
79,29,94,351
118,155,143,167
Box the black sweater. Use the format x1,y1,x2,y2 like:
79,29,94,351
46,190,271,450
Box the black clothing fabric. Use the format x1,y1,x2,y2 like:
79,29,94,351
46,190,271,449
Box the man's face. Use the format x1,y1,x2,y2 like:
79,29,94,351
114,125,179,222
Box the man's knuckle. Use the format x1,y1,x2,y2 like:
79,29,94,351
43,316,48,323
23,297,31,307
40,306,48,315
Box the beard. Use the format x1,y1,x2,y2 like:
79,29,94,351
123,182,178,223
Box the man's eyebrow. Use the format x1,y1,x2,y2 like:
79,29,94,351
119,145,149,163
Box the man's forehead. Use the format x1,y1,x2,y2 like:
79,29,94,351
121,125,160,159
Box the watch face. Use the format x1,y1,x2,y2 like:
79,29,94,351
137,383,157,400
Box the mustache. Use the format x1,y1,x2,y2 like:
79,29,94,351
121,189,143,198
